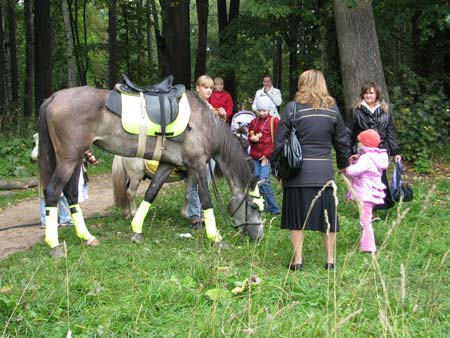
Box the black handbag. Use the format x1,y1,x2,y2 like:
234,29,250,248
390,159,413,202
273,102,303,180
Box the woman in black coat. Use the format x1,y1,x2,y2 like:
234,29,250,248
347,82,402,215
271,70,350,271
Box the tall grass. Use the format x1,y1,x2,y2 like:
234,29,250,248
1,175,449,337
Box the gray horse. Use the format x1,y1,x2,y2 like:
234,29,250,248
39,87,264,257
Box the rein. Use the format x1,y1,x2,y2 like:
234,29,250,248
208,162,258,233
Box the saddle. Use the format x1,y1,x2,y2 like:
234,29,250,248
106,74,185,137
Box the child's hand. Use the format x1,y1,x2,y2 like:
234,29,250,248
250,135,260,142
349,154,359,164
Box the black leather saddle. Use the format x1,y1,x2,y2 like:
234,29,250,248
106,75,185,137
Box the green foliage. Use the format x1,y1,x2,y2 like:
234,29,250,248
0,136,36,179
0,175,449,336
391,67,450,172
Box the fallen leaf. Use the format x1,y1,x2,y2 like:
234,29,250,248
0,284,13,294
205,288,232,301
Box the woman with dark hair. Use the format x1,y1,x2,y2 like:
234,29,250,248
271,70,350,271
347,82,402,215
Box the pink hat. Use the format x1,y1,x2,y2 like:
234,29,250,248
358,129,380,148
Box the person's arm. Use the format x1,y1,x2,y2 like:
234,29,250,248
269,105,291,162
345,156,370,177
251,91,258,112
263,117,279,158
225,92,234,122
385,111,400,157
333,108,351,170
267,88,282,106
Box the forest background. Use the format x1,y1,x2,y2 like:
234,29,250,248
0,0,449,173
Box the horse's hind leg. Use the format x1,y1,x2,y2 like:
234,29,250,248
130,163,174,243
63,165,99,247
44,162,78,256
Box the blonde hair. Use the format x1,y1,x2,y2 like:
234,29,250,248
195,75,214,89
354,82,390,112
213,77,224,85
294,70,335,109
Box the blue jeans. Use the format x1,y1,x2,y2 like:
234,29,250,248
252,159,280,214
188,160,215,220
40,195,72,225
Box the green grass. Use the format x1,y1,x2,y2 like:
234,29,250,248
1,175,449,337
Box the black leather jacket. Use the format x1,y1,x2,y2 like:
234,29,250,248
271,102,350,187
347,104,400,156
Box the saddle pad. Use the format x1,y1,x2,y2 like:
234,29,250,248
144,160,186,183
120,92,190,137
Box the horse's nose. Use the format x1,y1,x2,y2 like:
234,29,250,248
249,224,264,241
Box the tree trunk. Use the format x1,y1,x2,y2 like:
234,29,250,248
108,0,118,89
62,0,77,87
7,0,18,103
146,0,153,66
34,0,52,112
158,0,174,78
194,0,208,80
170,0,191,88
121,4,132,78
150,0,165,73
273,36,282,91
217,0,239,104
23,0,33,117
0,3,6,115
288,46,298,99
136,0,144,77
334,0,388,117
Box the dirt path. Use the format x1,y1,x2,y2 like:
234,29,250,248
0,173,147,260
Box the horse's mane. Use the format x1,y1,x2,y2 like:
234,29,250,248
195,99,254,188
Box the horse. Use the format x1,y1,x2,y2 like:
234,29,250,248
38,86,264,257
112,156,190,219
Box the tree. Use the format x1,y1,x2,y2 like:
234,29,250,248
62,0,77,87
0,3,5,115
34,0,52,112
217,0,240,102
23,0,33,117
194,0,208,80
7,0,18,103
108,0,118,89
334,0,389,115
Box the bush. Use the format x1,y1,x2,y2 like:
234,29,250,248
390,69,450,173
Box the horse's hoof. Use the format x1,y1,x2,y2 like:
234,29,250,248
213,240,229,250
190,221,205,231
49,246,65,258
86,237,100,246
131,233,144,244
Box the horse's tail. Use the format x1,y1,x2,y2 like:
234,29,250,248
38,97,56,191
112,155,130,210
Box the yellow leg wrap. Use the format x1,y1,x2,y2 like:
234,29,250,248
131,201,151,233
70,204,95,241
45,207,59,248
204,208,222,242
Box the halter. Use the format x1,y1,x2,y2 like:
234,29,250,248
209,163,262,234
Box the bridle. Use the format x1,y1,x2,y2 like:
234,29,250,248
209,163,262,235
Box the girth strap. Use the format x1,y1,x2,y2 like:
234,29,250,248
136,92,148,158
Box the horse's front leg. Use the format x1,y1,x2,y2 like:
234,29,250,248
130,163,174,243
195,164,228,249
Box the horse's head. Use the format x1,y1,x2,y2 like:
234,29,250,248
228,177,264,241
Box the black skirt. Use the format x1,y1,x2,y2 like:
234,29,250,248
280,187,339,232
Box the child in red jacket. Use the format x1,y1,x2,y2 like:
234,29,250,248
209,77,234,123
248,96,280,214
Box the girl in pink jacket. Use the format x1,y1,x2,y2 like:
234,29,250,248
346,129,389,252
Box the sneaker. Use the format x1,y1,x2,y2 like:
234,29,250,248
59,222,74,227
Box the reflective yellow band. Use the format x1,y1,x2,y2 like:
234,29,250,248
45,207,59,248
204,208,222,242
131,201,151,233
70,204,95,241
